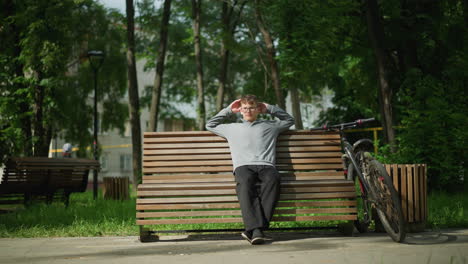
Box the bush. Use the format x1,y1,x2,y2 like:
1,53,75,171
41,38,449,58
377,70,467,191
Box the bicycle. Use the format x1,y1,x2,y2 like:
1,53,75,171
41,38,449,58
311,118,406,242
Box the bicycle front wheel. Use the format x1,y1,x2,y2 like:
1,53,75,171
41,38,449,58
367,159,406,242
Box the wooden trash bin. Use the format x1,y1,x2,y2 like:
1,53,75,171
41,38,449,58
384,164,427,232
103,177,129,200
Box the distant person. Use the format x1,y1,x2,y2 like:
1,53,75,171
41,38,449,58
62,143,73,158
206,94,294,245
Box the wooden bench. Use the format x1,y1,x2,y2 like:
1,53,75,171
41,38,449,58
0,157,100,207
137,130,357,241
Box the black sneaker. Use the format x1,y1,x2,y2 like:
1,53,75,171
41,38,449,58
241,230,252,243
250,229,265,245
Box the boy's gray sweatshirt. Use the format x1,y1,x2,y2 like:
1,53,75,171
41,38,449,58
205,105,294,171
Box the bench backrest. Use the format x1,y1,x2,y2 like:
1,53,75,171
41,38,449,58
142,130,344,182
1,157,100,194
137,130,357,227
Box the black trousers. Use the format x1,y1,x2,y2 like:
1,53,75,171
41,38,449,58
234,165,281,231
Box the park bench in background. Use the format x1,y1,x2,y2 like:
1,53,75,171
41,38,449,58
137,130,358,242
0,157,100,207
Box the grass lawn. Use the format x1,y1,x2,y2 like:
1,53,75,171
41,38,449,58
0,190,466,238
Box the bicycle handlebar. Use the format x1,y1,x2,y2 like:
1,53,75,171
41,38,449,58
310,118,376,131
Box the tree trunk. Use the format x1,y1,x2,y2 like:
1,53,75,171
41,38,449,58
254,0,285,109
10,5,33,156
192,0,206,130
216,1,230,112
216,1,246,112
365,0,395,148
148,0,172,132
126,0,142,188
290,87,303,129
32,71,49,157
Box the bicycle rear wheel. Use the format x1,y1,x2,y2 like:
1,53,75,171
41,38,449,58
366,159,406,242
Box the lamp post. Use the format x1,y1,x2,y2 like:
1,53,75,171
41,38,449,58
87,50,105,200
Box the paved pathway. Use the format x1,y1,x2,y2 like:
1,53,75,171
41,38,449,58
0,229,467,264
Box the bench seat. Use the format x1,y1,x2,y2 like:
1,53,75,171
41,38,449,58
137,130,357,240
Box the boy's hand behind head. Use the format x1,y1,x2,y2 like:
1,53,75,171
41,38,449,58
230,99,242,113
258,102,269,113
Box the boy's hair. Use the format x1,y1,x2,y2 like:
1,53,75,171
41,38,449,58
240,94,259,105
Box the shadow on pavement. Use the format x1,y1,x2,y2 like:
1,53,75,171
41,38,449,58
404,232,458,245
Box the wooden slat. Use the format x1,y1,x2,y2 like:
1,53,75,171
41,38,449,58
137,202,240,210
144,140,340,150
144,154,232,161
144,136,226,144
143,134,340,144
143,148,230,155
141,174,346,183
136,200,357,210
143,153,342,162
414,165,420,222
277,140,340,147
144,131,214,137
142,171,344,180
137,196,239,204
392,164,399,193
137,191,355,204
143,164,343,173
280,192,356,200
137,180,353,190
144,160,233,167
137,186,355,197
136,208,356,218
407,165,414,223
277,152,341,158
400,165,407,221
143,166,234,173
273,215,356,222
277,134,341,140
143,158,343,168
143,152,342,161
144,142,229,149
142,130,339,138
143,146,342,155
276,164,342,171
137,217,243,225
276,146,342,152
281,186,355,193
136,214,356,225
138,182,236,190
277,158,342,164
277,200,357,207
138,189,237,196
423,164,427,221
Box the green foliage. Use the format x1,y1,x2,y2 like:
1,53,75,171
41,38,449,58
378,71,467,191
309,0,467,190
0,191,137,237
426,191,468,229
0,0,128,160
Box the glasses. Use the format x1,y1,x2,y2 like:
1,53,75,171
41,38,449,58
241,107,258,112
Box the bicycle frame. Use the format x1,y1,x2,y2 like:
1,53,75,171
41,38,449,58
310,118,376,197
337,128,373,197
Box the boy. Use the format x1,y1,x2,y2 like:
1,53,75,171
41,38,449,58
206,95,294,244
